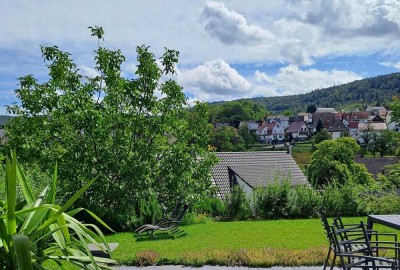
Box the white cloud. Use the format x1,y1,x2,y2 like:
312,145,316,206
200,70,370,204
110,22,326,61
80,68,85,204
202,1,274,45
253,65,362,96
379,61,400,70
178,59,252,101
80,66,100,78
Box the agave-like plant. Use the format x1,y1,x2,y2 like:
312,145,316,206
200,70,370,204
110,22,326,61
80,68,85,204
0,151,117,269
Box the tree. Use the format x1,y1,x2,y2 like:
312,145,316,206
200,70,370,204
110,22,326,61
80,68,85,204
307,137,373,187
315,119,324,133
306,103,317,113
314,128,332,144
237,125,256,148
6,27,217,231
282,110,293,117
368,130,400,157
210,126,246,152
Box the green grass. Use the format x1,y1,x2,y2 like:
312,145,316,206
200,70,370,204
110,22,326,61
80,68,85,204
105,217,395,267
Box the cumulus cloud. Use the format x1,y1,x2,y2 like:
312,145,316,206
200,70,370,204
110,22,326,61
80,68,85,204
202,1,274,45
287,0,400,38
253,65,362,96
178,59,252,101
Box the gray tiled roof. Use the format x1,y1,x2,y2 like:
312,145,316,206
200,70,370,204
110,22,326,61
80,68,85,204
211,151,309,198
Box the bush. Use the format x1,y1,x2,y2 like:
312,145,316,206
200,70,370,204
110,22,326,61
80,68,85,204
224,185,252,220
253,180,291,219
193,196,226,217
288,185,321,218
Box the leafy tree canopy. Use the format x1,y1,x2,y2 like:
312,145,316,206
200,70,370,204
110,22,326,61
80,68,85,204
5,26,217,230
209,100,267,128
313,128,332,144
308,138,373,187
210,126,246,152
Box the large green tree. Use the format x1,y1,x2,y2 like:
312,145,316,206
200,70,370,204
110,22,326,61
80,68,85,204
307,137,373,187
210,126,246,152
6,27,216,230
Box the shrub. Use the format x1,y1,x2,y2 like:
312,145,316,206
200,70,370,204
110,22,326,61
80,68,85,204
253,180,291,219
193,196,225,217
321,183,364,216
288,185,322,218
224,185,252,220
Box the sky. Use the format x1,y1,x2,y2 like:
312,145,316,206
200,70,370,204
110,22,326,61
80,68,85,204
1,0,400,114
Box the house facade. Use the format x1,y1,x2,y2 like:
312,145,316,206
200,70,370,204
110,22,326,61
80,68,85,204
256,122,285,143
285,121,309,140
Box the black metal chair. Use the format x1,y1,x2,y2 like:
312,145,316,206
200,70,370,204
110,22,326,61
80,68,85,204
331,221,399,270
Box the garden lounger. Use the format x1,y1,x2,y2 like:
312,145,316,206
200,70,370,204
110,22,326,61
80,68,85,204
134,202,182,233
135,204,188,238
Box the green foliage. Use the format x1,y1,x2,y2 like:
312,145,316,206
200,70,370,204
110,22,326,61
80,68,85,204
306,103,317,113
368,130,400,157
377,163,400,188
322,183,364,216
237,125,256,148
193,197,225,217
253,180,291,219
223,186,252,220
308,138,373,187
210,126,246,152
209,101,267,127
0,152,116,269
313,128,331,144
282,110,293,117
6,27,217,231
288,185,321,218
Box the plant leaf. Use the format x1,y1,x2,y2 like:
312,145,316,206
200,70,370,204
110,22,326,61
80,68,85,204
16,160,34,204
13,234,33,270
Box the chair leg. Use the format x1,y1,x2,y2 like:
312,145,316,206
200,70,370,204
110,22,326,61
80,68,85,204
323,247,332,270
330,254,336,270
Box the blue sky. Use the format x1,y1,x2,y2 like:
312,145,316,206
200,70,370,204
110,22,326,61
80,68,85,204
1,0,400,114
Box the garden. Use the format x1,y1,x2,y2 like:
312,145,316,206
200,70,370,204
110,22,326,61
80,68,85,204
2,27,400,269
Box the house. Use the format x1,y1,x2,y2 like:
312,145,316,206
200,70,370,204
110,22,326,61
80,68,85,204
239,121,259,131
386,111,399,131
357,122,387,143
211,151,309,198
327,119,347,139
256,122,285,143
315,108,338,113
368,114,385,123
312,112,336,132
276,115,290,129
342,112,369,126
285,121,309,140
348,121,359,139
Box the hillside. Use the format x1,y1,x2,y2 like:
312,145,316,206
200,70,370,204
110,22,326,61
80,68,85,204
214,72,400,114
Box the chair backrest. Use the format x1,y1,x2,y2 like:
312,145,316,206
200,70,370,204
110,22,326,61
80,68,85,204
319,210,335,248
169,202,182,219
176,204,189,222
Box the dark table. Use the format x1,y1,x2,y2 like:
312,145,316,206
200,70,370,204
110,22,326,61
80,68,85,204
367,215,400,230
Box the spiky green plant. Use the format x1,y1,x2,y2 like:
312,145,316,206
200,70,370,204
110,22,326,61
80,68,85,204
0,151,117,269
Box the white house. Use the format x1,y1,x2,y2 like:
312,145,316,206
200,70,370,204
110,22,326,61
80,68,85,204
285,121,309,140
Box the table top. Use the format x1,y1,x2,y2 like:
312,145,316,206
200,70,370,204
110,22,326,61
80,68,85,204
368,215,400,230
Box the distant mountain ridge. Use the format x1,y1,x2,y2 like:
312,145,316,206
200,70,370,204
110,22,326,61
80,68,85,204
217,72,400,113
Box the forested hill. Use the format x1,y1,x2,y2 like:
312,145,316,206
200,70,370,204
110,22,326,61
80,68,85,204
236,72,400,113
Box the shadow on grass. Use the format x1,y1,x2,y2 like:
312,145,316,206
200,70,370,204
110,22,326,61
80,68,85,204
134,232,176,242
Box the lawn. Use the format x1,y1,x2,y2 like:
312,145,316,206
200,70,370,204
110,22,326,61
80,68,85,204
105,217,394,267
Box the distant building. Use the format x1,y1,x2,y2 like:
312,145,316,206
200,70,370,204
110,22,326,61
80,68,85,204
285,121,309,140
315,108,338,113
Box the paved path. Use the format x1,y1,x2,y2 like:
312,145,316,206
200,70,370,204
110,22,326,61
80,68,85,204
116,265,329,270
